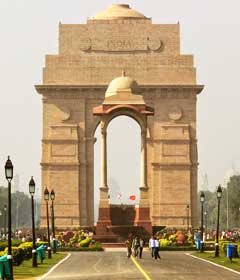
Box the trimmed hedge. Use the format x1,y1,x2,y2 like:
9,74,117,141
0,241,48,266
158,238,214,251
219,240,240,256
59,242,103,252
0,240,22,251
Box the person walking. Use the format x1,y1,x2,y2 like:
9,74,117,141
149,235,155,258
154,237,161,259
139,237,145,259
125,237,132,258
132,236,140,258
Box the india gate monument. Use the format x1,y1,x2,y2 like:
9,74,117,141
35,4,203,237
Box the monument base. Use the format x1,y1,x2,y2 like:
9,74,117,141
135,206,152,234
95,204,152,242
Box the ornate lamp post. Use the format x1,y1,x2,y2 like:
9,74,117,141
0,211,2,235
5,156,14,279
44,187,51,259
215,185,222,257
29,177,37,267
50,190,56,253
204,210,208,239
3,204,7,238
200,191,205,253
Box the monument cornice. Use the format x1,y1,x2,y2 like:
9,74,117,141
152,162,192,169
42,138,78,143
35,84,204,95
41,162,80,167
148,139,191,143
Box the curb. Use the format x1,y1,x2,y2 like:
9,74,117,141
185,253,240,275
37,253,71,280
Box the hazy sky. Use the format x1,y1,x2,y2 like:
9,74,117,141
1,0,240,200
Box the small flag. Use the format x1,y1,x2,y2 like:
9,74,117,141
117,193,122,200
129,195,136,201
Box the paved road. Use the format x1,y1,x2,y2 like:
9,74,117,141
43,251,240,280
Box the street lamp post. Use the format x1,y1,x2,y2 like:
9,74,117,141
215,185,222,257
29,177,37,267
204,210,208,240
186,204,190,232
5,156,14,279
44,187,51,259
50,190,56,253
0,211,2,236
4,204,7,238
200,191,205,253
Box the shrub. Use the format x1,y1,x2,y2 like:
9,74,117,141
3,246,25,266
78,232,86,242
18,242,33,259
169,234,177,245
219,240,239,255
0,251,5,257
62,231,74,244
90,242,103,251
186,233,194,245
59,242,103,252
79,237,92,247
0,240,22,251
0,241,48,266
69,236,78,246
159,239,171,247
36,241,48,247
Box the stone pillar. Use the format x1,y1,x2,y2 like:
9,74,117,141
96,124,111,235
140,129,147,189
139,129,149,206
101,127,108,189
136,128,152,234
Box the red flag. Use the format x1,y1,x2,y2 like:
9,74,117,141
129,195,136,201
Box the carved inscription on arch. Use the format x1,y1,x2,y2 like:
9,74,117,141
88,36,162,52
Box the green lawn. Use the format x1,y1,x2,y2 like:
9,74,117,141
14,253,66,279
194,252,240,272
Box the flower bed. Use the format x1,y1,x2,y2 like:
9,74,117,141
53,229,103,252
58,242,103,252
0,241,48,266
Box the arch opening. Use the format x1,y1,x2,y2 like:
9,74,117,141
94,116,141,224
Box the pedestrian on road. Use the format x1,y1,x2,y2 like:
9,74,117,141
139,237,145,259
125,238,132,258
149,235,155,258
154,237,161,259
132,236,140,258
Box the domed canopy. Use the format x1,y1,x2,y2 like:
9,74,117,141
106,72,138,97
103,72,145,105
93,72,154,115
90,4,148,20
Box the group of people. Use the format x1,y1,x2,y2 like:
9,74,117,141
125,235,161,260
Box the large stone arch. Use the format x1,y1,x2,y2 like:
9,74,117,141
36,3,204,233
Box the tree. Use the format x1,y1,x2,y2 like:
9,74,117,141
0,186,40,230
227,175,240,228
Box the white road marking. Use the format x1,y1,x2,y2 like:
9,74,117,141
37,253,71,280
186,253,240,275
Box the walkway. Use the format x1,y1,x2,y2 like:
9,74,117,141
42,251,240,280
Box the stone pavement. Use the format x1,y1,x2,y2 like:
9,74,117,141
42,251,240,280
